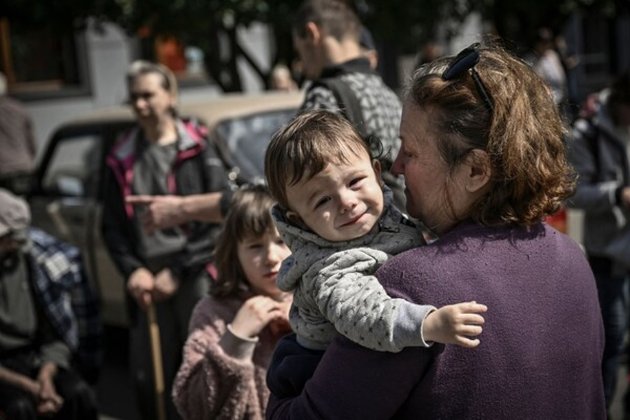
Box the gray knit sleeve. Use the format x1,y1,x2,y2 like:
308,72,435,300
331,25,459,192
308,247,435,352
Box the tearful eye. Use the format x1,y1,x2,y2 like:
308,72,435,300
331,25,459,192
349,177,365,187
315,196,331,208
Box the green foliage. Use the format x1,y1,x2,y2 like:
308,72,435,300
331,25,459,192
360,0,476,53
1,0,620,90
1,0,125,32
480,0,618,48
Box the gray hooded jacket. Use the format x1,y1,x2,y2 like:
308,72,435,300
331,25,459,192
273,193,435,352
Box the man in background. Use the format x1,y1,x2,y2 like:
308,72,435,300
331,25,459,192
567,71,630,416
292,0,405,208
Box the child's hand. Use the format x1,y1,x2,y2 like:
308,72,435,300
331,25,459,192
422,301,487,348
231,296,287,339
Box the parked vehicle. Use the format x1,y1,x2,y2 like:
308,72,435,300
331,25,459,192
28,91,303,327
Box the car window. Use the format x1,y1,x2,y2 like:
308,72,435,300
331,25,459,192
42,134,102,197
214,108,296,183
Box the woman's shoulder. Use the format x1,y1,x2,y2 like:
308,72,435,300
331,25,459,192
375,222,549,294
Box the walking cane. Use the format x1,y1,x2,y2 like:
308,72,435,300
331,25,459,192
147,301,167,420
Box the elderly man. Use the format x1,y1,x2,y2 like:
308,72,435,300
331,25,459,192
0,189,99,420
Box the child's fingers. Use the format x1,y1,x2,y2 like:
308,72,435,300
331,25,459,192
460,313,485,325
458,324,483,337
450,301,487,314
462,301,488,313
455,336,481,348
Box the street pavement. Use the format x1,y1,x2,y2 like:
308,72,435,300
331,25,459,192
97,326,140,419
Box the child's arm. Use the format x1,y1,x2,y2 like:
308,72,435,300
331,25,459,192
309,247,485,352
421,302,487,348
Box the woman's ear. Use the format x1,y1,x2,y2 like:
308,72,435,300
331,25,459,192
463,149,492,193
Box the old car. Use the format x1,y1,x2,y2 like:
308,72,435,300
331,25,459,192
28,91,303,327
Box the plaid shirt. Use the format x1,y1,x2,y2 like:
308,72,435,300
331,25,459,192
27,227,103,380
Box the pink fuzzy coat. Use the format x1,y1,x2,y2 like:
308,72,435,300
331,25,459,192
172,294,288,419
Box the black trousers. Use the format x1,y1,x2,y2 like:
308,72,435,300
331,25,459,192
0,359,98,420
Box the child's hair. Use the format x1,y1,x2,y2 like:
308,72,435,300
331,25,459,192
265,110,373,211
211,184,278,297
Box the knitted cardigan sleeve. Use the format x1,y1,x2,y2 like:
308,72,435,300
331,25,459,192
172,296,264,420
300,247,434,352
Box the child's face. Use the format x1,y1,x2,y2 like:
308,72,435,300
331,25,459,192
285,149,384,242
237,228,291,300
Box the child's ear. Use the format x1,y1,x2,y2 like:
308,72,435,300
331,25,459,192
285,210,303,226
372,159,383,187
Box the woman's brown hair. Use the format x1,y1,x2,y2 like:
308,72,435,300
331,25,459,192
212,184,278,297
406,43,576,226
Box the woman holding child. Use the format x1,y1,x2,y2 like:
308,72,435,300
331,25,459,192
266,44,605,418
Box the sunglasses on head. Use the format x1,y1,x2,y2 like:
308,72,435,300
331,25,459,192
442,43,494,112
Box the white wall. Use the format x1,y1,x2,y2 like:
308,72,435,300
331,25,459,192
448,13,485,55
25,21,225,161
26,22,131,161
397,13,486,89
237,22,273,92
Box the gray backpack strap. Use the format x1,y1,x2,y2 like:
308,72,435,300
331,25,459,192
313,77,368,139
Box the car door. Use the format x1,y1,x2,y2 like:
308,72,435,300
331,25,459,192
211,108,298,185
29,121,132,327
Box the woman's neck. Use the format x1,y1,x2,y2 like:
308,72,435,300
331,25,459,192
141,117,178,145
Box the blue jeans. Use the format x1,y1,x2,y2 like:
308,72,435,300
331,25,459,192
589,256,629,409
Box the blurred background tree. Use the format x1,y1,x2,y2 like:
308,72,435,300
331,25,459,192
1,0,624,92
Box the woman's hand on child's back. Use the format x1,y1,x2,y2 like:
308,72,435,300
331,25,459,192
422,301,487,348
232,296,289,339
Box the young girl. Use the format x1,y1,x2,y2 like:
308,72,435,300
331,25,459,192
172,184,292,419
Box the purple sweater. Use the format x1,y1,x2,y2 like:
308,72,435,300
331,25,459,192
267,222,605,419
